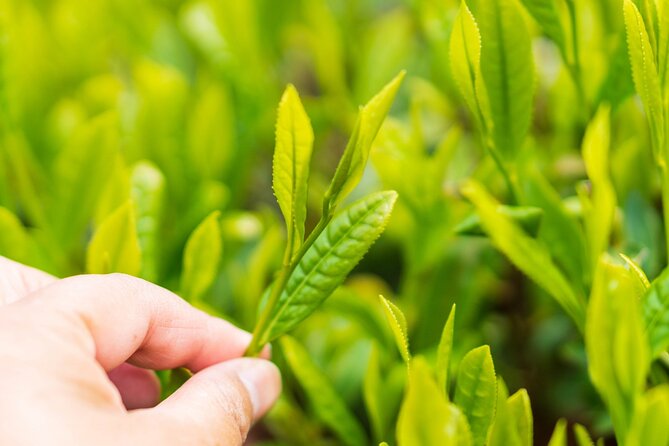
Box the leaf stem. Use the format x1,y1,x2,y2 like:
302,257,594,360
246,202,334,356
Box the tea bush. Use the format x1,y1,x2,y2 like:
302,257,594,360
1,0,669,444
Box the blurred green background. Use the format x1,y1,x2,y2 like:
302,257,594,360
0,0,662,444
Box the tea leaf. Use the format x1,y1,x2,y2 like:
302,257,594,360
462,180,586,329
436,304,456,397
626,386,669,445
586,256,648,440
624,0,665,155
450,1,483,123
398,357,471,446
507,389,533,446
273,84,314,253
181,210,222,303
477,0,535,157
547,419,568,446
581,106,615,272
324,72,404,209
454,345,496,446
488,380,521,446
281,336,367,446
573,424,594,446
86,201,141,276
379,294,411,366
257,191,397,345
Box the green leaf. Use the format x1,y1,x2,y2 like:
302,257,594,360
398,357,471,446
86,201,141,276
477,0,535,157
324,72,405,209
454,345,496,446
626,386,669,445
586,256,649,441
280,336,367,446
519,0,567,57
507,389,533,446
642,266,669,357
461,180,586,329
436,304,456,397
573,424,594,446
180,211,222,303
257,191,397,345
450,1,483,124
547,419,567,446
581,106,615,273
624,0,665,156
659,1,669,89
273,84,314,252
379,294,411,366
454,205,543,237
488,380,521,446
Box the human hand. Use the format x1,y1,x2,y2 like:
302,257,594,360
0,257,281,445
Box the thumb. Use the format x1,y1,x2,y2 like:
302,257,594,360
131,358,281,445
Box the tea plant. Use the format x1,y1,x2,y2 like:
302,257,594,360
3,0,669,444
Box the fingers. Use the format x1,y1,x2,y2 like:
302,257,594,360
22,273,254,371
0,256,57,305
108,364,160,410
132,358,281,445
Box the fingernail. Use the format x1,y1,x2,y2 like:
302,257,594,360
237,359,282,419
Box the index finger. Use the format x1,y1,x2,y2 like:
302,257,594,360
19,273,258,371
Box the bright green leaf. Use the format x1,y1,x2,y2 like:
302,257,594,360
379,294,411,366
180,211,222,303
257,191,397,345
324,72,405,209
507,389,533,446
581,106,615,273
450,1,483,124
624,0,665,156
626,385,669,445
86,201,141,276
436,304,456,397
586,256,649,441
398,357,471,446
273,84,314,252
454,345,496,446
477,0,535,157
573,423,594,446
547,419,567,446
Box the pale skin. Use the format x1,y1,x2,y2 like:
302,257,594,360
0,256,281,445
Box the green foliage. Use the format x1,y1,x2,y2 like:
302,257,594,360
86,202,141,276
454,345,497,446
4,0,669,444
